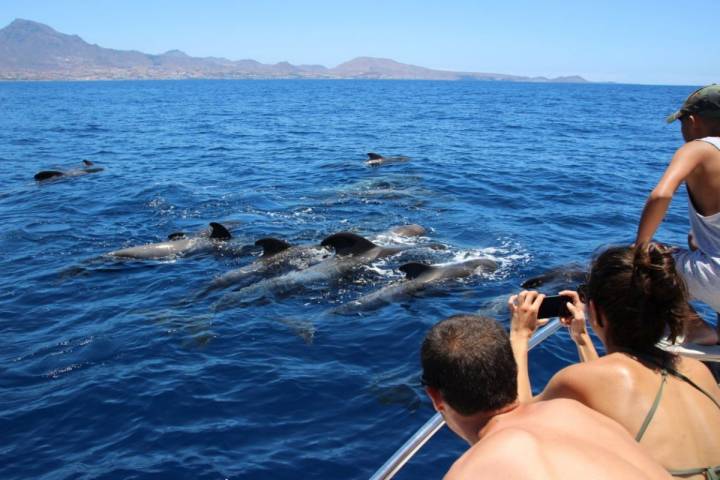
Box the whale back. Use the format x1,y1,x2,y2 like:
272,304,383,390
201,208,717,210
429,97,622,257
459,258,498,274
255,237,292,258
399,262,436,280
400,258,497,281
209,222,232,240
321,232,378,256
520,265,587,289
389,224,426,237
167,232,187,240
34,170,64,181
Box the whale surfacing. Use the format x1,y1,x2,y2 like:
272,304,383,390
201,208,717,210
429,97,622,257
108,222,232,260
213,231,412,310
520,264,587,290
205,237,328,293
334,258,497,314
320,232,403,259
35,160,104,182
388,224,426,237
365,152,410,167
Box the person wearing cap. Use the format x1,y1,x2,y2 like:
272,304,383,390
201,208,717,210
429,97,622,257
636,84,720,344
421,314,672,479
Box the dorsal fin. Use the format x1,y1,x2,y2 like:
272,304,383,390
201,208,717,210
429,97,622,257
82,160,94,166
167,232,187,240
520,267,587,289
320,232,377,256
209,222,232,240
255,237,292,257
34,171,64,181
399,262,436,280
367,152,384,160
520,275,545,289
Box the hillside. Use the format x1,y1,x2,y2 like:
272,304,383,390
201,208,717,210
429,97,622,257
0,19,588,82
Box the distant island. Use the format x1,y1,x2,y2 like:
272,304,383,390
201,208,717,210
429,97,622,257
0,19,588,83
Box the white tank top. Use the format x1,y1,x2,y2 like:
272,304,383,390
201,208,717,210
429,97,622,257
689,137,720,258
699,136,720,150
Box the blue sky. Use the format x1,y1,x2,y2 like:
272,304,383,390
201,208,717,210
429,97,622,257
1,0,717,85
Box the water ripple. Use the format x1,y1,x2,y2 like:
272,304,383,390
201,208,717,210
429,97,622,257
0,80,701,480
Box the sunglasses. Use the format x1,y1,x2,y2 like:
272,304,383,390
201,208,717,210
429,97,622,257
577,283,589,303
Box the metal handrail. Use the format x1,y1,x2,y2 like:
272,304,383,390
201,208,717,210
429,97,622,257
370,318,563,480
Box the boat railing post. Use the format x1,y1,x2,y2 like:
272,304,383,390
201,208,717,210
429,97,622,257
369,318,563,480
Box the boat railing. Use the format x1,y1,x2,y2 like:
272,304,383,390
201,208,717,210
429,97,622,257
369,318,563,480
657,339,720,363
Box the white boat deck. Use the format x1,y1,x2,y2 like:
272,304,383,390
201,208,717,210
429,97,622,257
657,339,720,363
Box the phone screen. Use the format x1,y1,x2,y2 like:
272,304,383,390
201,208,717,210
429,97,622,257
537,295,572,319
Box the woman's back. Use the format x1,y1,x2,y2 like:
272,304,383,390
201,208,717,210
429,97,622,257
542,352,720,476
511,243,720,477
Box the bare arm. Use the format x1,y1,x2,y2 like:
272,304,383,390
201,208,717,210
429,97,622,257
574,332,599,362
636,142,707,244
510,329,532,403
559,290,598,362
508,291,545,402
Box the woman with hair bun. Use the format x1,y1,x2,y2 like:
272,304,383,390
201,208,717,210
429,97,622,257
510,242,720,479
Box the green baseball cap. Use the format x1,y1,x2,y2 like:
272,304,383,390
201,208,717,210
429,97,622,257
666,84,720,123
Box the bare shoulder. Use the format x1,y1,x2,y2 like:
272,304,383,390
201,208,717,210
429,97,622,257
538,354,631,403
676,139,718,161
445,412,670,480
676,356,720,394
445,428,544,480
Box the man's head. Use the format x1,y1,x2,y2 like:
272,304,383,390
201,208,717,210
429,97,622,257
666,84,720,124
421,315,517,417
667,84,720,140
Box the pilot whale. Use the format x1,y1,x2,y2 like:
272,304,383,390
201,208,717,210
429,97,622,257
34,160,104,182
520,264,587,290
213,232,412,310
204,237,328,292
384,224,426,238
108,222,232,260
321,231,406,259
365,152,410,167
206,224,429,295
334,258,497,314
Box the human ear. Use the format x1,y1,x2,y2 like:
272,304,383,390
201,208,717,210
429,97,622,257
425,387,445,412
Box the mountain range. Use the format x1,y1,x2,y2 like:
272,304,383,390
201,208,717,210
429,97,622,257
0,19,587,83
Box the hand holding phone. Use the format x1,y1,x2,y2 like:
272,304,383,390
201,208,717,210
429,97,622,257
537,295,573,319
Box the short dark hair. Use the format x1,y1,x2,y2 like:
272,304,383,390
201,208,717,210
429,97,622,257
421,315,517,416
587,242,691,353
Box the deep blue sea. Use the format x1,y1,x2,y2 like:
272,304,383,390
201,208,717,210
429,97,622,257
0,80,711,479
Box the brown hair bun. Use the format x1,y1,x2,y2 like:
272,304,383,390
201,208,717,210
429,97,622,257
588,242,689,353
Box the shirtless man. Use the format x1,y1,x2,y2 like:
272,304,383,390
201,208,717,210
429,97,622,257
636,84,720,343
420,314,670,479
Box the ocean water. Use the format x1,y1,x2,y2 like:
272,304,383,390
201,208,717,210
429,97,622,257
0,80,709,479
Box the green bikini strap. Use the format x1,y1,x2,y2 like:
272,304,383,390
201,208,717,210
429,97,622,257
662,364,720,411
668,466,720,479
635,369,668,442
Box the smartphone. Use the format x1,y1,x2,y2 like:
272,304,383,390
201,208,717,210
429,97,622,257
537,295,573,319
